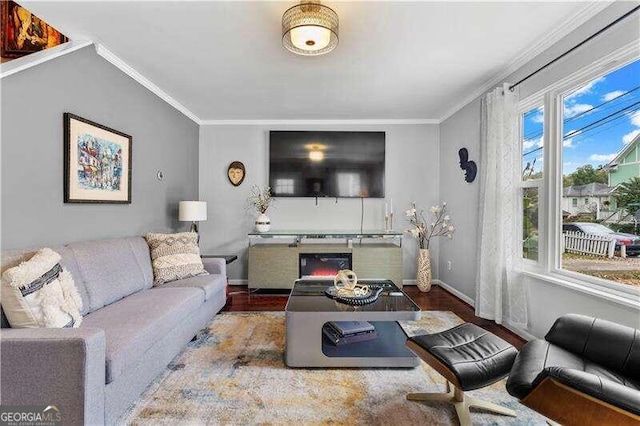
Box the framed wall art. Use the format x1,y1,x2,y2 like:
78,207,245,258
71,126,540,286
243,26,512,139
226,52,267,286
1,1,68,60
64,113,132,204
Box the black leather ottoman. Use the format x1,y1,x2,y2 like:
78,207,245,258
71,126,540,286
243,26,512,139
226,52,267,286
406,323,518,426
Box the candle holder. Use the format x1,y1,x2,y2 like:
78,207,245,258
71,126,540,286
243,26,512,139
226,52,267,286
384,213,394,231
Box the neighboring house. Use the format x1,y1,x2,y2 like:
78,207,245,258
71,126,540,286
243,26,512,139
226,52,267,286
562,182,613,219
606,134,640,213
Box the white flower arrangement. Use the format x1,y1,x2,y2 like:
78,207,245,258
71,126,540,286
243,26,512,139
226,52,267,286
247,185,275,215
405,202,455,249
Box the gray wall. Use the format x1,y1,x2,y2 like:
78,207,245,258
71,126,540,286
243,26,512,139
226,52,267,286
1,46,199,249
199,124,439,282
438,2,640,336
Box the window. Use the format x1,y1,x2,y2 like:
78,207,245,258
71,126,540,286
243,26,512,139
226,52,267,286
558,58,640,289
520,105,543,261
520,50,640,294
275,178,294,195
519,53,640,294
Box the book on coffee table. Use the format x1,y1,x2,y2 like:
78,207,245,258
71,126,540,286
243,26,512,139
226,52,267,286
323,323,378,346
327,321,375,336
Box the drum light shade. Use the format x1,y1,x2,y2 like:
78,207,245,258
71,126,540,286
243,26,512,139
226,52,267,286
282,1,338,56
179,201,207,222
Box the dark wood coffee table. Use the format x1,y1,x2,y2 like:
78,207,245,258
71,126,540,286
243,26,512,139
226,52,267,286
285,279,421,368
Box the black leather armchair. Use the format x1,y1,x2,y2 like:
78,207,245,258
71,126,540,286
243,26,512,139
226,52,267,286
506,314,640,425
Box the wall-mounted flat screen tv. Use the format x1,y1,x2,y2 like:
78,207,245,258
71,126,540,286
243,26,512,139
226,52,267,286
269,131,385,198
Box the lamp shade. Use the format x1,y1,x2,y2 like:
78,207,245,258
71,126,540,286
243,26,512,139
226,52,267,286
179,201,207,222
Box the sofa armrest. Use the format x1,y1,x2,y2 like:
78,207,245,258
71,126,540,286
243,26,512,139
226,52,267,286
0,327,106,426
202,257,226,277
532,366,640,416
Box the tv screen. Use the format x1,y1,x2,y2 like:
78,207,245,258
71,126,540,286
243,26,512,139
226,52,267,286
269,131,385,198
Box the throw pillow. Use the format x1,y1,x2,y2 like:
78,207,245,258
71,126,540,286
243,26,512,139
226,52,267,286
145,232,208,285
1,248,83,328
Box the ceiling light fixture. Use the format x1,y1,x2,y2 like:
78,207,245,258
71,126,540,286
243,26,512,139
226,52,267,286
306,144,326,161
282,1,338,56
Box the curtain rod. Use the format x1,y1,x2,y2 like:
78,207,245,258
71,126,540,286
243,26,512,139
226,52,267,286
509,5,640,91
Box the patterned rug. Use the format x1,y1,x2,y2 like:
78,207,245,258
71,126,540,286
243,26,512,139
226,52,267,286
121,312,545,425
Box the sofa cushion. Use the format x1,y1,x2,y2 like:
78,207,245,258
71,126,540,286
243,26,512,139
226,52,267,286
1,248,83,329
81,287,203,384
68,238,153,313
145,232,208,285
1,246,91,317
158,274,226,301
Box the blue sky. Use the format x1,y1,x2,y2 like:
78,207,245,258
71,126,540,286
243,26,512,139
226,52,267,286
522,58,640,176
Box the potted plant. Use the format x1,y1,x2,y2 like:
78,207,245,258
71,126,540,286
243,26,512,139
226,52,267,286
248,185,275,232
405,202,455,292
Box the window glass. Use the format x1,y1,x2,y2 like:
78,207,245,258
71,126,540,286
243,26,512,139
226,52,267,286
522,107,544,180
523,187,539,261
560,59,640,288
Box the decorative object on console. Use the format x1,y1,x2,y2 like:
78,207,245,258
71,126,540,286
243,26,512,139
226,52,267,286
1,248,83,328
282,1,339,56
64,113,132,204
458,148,477,183
179,201,207,237
1,1,68,60
248,185,275,232
145,232,208,285
385,198,394,230
406,202,456,292
227,161,245,187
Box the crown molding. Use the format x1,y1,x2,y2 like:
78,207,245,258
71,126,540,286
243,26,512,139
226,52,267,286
94,44,201,124
199,118,440,126
0,40,93,79
437,1,612,123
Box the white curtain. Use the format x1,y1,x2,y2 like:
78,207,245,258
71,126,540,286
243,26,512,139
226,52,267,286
475,83,528,328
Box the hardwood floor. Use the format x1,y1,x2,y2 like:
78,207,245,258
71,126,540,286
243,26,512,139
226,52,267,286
223,284,527,349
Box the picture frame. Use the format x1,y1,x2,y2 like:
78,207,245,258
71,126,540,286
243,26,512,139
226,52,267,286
64,113,132,204
1,1,68,60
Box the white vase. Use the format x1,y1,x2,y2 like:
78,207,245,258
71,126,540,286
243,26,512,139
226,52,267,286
417,248,432,292
255,213,271,233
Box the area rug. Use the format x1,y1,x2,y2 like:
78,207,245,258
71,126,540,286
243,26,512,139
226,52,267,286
121,312,545,425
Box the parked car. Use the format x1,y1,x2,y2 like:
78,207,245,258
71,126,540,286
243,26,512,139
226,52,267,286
562,222,640,256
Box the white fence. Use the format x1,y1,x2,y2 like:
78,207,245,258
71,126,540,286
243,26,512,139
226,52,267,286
563,231,616,258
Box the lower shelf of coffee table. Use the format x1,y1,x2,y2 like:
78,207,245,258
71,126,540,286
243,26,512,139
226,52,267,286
321,321,416,359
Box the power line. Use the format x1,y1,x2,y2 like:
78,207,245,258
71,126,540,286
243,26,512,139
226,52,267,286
565,100,640,138
523,104,640,157
523,87,640,140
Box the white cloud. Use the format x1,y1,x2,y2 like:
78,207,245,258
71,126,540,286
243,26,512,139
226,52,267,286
532,113,544,123
563,138,573,147
622,129,640,145
565,77,605,102
602,90,625,102
629,111,640,127
564,103,592,118
522,136,543,151
589,153,616,162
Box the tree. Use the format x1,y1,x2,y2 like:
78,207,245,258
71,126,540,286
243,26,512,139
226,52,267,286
615,177,640,211
563,165,607,187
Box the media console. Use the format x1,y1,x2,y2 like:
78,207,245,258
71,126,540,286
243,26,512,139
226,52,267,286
247,230,403,289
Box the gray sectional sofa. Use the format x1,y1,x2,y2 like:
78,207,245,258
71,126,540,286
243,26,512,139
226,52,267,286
0,236,227,425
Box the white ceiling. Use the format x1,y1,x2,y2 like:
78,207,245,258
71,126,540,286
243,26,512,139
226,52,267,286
22,1,602,122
